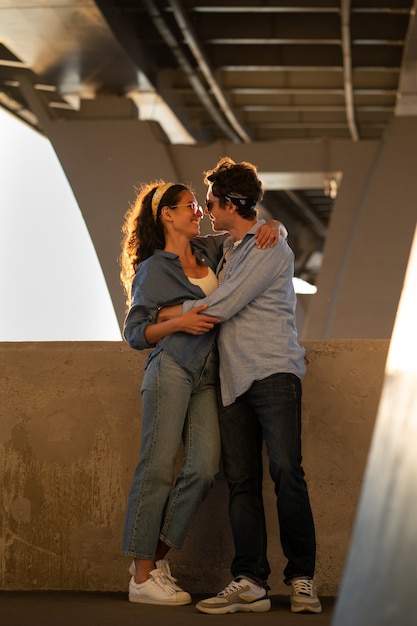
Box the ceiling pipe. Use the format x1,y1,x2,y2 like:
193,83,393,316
168,0,251,143
341,0,359,141
142,0,241,142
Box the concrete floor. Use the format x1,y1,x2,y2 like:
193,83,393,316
0,591,336,626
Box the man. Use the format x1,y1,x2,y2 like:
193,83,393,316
182,157,321,615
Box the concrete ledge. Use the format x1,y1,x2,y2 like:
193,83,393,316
0,340,388,596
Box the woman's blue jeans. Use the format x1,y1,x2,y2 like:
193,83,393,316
122,348,220,558
219,372,316,585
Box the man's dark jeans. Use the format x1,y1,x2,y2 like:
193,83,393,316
219,372,316,585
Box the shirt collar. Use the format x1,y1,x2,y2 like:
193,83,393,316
224,219,266,248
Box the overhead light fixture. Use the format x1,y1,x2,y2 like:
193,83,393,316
324,176,338,199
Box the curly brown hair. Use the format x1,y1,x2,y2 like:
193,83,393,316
204,156,263,219
119,180,189,305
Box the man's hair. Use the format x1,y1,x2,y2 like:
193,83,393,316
204,156,263,219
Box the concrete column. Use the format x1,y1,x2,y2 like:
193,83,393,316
332,227,417,625
303,117,417,339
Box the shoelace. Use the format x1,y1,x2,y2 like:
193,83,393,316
218,580,246,597
149,569,176,595
291,578,314,597
161,567,179,587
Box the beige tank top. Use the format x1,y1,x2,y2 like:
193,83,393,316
187,266,218,295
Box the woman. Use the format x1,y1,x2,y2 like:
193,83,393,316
120,180,277,606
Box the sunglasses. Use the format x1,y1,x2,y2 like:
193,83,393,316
205,199,221,212
170,201,203,216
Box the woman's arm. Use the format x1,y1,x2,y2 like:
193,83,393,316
182,241,290,323
254,220,287,249
144,305,220,343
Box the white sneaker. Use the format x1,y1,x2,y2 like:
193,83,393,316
290,577,322,613
196,578,271,614
128,562,191,605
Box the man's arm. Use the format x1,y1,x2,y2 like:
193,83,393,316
157,221,288,323
158,230,290,325
158,241,290,324
183,241,290,322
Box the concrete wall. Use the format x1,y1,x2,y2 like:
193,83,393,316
0,340,388,596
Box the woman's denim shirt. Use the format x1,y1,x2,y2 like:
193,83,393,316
123,233,226,375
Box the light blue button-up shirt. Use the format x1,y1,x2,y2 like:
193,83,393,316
182,221,306,406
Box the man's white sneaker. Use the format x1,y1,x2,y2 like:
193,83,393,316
290,577,322,613
196,578,271,614
128,567,191,605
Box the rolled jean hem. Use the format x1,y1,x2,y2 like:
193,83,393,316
235,572,269,588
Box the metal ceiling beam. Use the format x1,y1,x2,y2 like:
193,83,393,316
0,0,412,146
142,0,243,143
208,38,341,45
192,5,409,14
193,6,339,13
221,65,342,71
341,0,359,141
168,0,251,143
